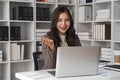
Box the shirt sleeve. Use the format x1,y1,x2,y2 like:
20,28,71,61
42,43,56,69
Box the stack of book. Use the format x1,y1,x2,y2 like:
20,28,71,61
0,50,3,61
100,48,111,61
92,24,111,40
12,6,33,20
36,7,50,21
0,26,8,41
10,43,24,61
96,9,110,21
36,29,50,41
10,26,21,40
78,0,92,4
78,6,92,22
78,32,92,39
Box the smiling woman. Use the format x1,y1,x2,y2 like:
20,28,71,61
41,5,81,69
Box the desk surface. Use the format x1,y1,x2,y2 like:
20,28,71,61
15,68,120,80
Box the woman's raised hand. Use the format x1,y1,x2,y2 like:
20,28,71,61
41,37,55,52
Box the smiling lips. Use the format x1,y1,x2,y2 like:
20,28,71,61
60,26,67,31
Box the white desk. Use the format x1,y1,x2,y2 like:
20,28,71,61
15,68,120,80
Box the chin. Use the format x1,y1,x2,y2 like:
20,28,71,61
60,32,66,35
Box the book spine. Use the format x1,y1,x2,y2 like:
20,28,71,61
15,26,21,40
18,6,24,20
28,7,33,20
23,6,29,20
44,7,50,21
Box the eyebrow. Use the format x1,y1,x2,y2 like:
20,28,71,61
58,18,70,20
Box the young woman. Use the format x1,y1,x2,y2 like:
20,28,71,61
41,5,81,69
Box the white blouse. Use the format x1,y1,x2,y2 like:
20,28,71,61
59,34,68,47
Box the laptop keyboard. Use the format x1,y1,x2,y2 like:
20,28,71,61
47,71,56,76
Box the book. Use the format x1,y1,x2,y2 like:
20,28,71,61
23,6,29,20
36,7,45,21
12,6,24,20
20,44,24,60
28,7,33,20
39,0,46,2
104,64,120,72
78,6,92,21
103,24,111,40
44,7,50,21
10,26,21,40
93,24,111,40
0,50,3,61
10,26,16,40
86,0,92,3
0,26,9,41
15,26,21,40
0,27,2,41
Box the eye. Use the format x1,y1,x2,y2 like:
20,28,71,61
65,18,70,21
66,19,70,21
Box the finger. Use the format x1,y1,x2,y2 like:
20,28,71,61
41,37,46,44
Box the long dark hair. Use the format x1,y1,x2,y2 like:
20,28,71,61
47,5,77,46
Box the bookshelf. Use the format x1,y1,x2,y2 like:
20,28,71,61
77,0,120,62
0,0,35,80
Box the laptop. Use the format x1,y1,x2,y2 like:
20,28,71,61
48,46,101,78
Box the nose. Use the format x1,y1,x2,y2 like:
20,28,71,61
62,20,66,25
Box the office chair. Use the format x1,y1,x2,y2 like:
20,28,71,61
33,52,44,70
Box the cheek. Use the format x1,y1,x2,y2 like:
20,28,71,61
67,22,70,29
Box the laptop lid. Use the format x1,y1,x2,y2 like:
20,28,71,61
55,46,101,78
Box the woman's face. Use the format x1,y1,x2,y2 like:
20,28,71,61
56,12,70,35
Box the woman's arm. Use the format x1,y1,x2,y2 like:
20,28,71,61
41,35,56,69
42,44,56,69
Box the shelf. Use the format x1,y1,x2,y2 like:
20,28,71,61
94,0,111,4
0,61,9,64
93,40,111,42
10,59,33,63
93,20,111,23
114,41,120,43
0,20,8,22
58,3,76,6
36,21,51,23
10,40,33,43
114,20,120,22
9,0,33,3
36,1,56,5
10,20,33,23
78,21,92,23
80,39,92,41
0,41,9,43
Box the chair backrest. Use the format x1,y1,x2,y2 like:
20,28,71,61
33,52,44,70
